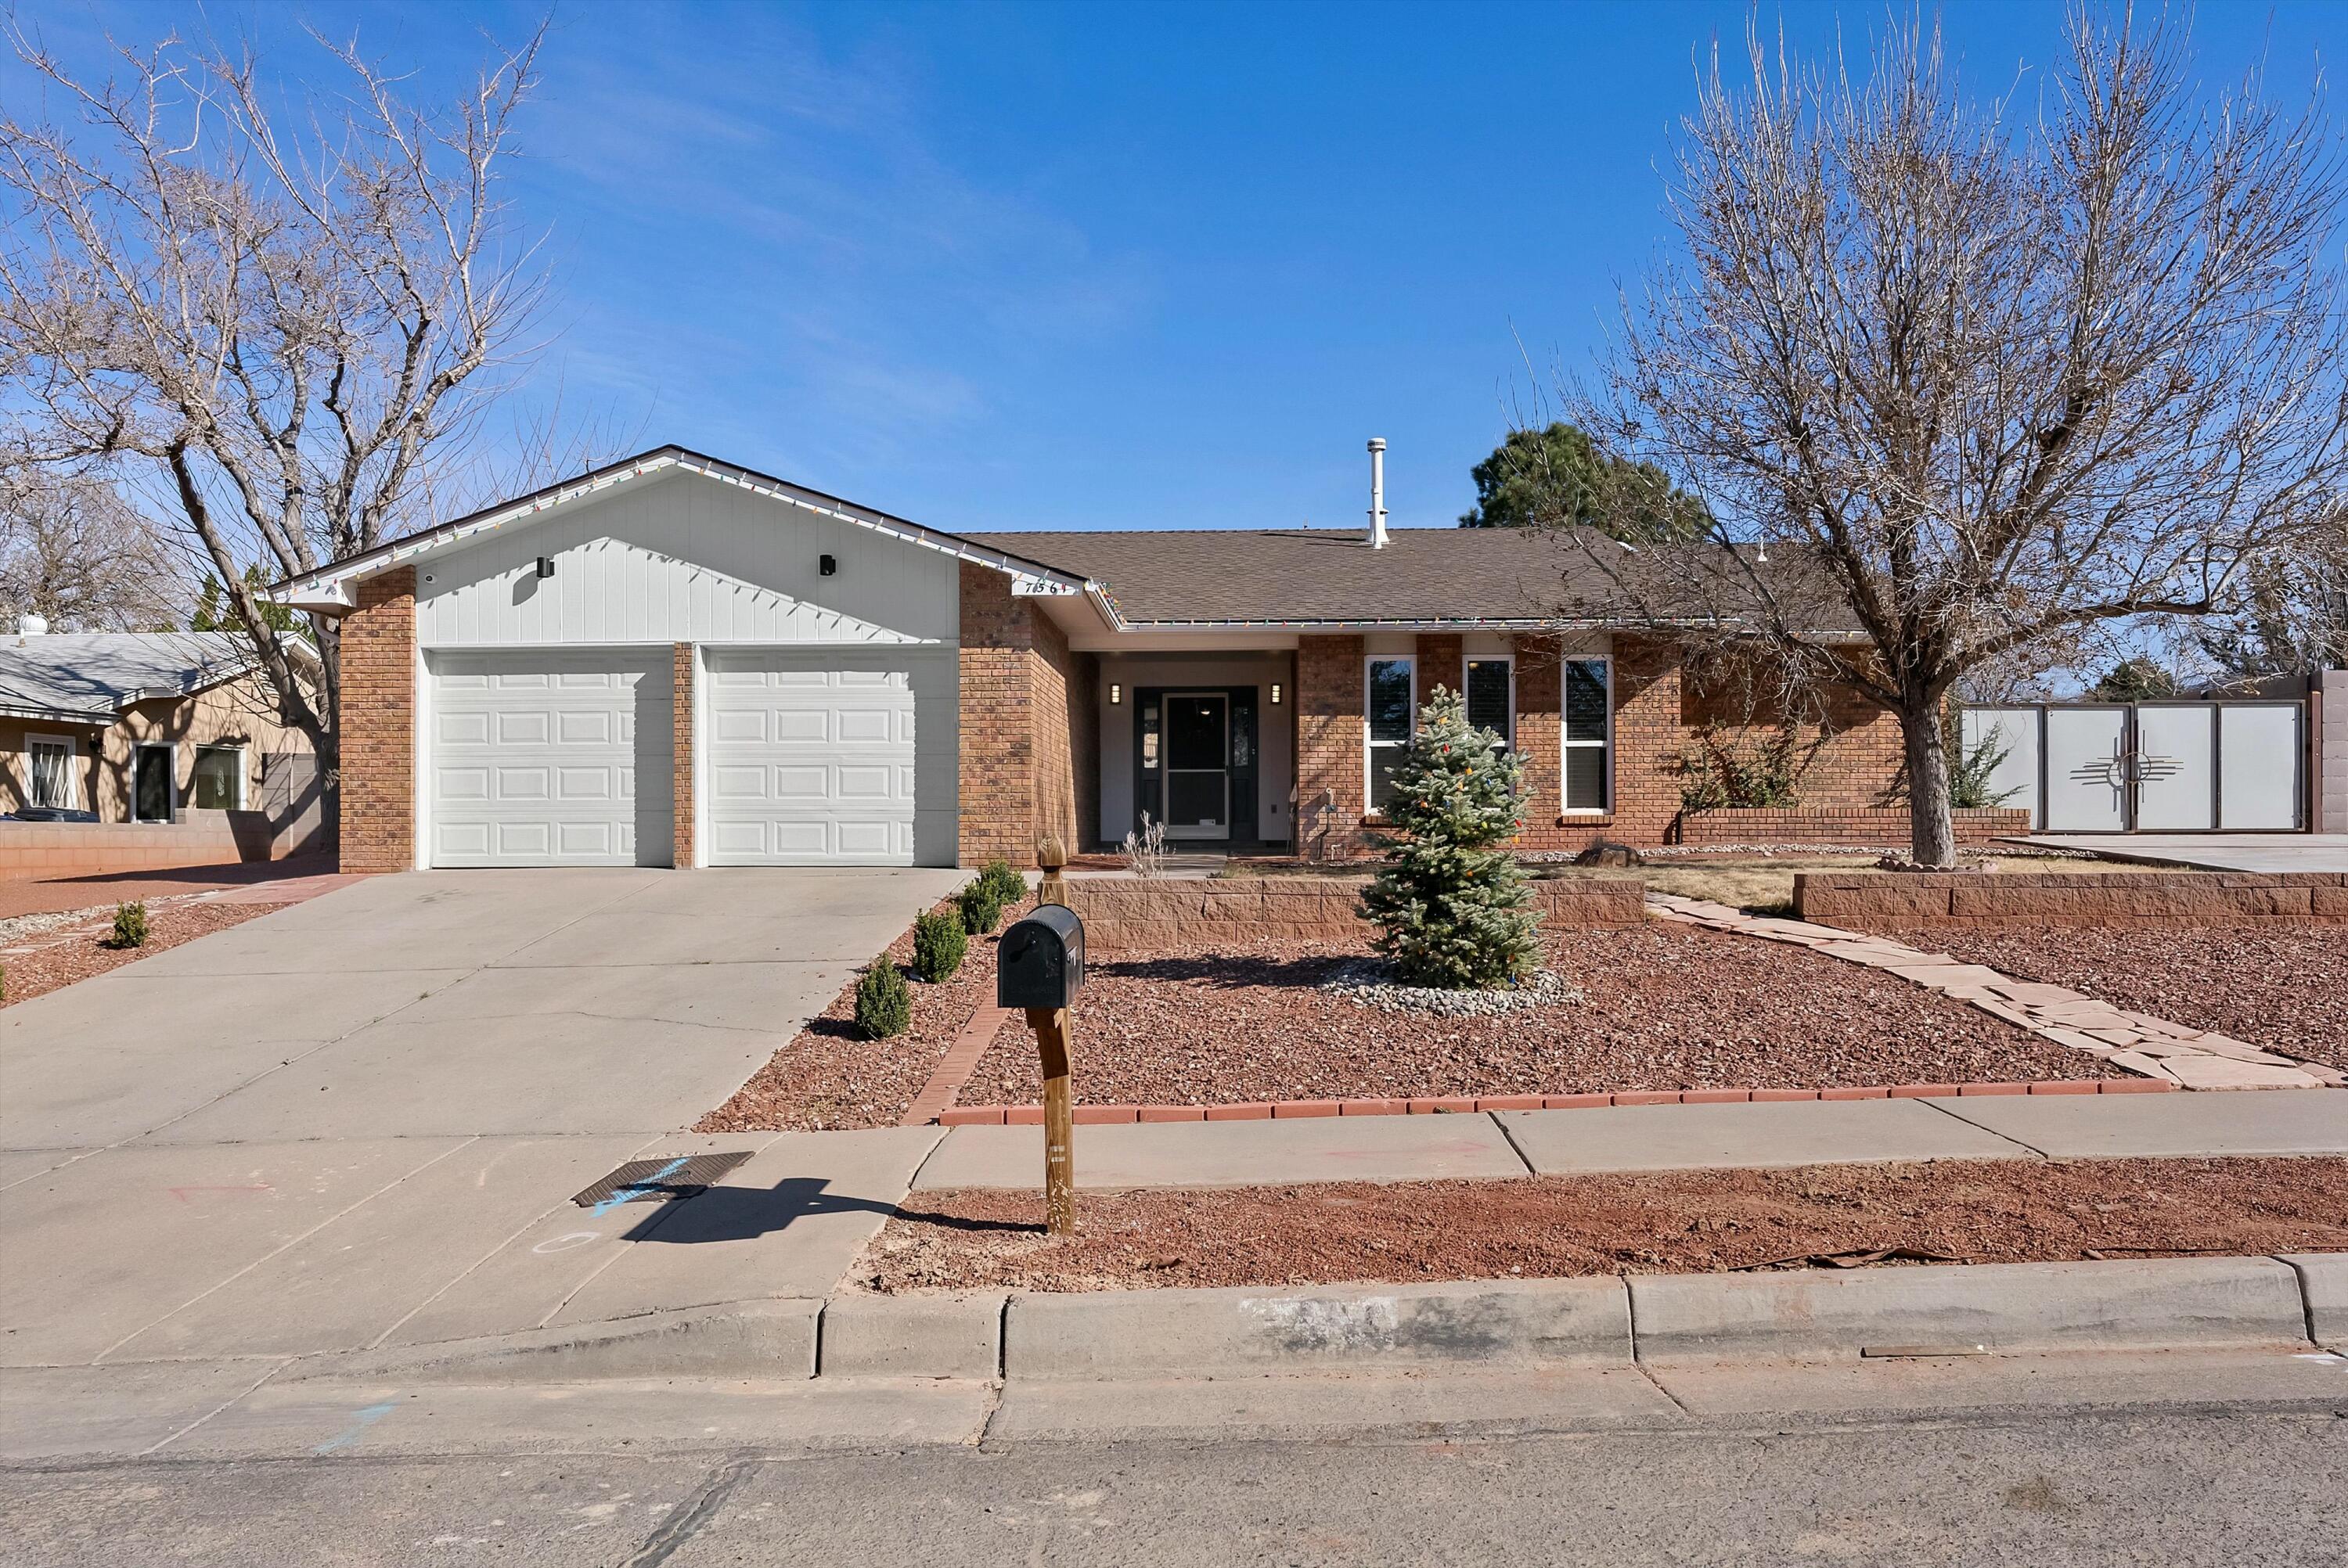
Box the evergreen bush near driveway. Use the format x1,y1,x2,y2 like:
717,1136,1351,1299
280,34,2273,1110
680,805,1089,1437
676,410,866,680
976,859,1028,909
956,882,1003,936
910,908,967,982
855,956,913,1039
107,901,149,950
1357,687,1540,990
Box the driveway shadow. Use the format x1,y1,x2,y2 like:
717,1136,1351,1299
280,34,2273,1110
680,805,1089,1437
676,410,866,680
621,1176,899,1244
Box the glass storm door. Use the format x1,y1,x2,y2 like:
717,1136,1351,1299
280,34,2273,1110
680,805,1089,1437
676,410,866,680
1161,692,1230,840
131,746,174,823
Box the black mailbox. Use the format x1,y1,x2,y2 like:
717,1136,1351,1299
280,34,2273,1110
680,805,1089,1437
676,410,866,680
997,904,1086,1010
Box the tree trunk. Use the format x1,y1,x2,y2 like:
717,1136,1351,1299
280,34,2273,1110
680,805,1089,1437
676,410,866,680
1900,700,1957,867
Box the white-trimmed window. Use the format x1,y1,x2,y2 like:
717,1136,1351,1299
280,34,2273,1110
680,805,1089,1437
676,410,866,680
24,735,76,811
191,745,246,811
1464,656,1514,748
1561,656,1612,813
1364,655,1416,814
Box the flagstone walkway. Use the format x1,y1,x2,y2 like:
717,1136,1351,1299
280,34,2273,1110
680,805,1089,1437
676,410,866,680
1644,894,2344,1092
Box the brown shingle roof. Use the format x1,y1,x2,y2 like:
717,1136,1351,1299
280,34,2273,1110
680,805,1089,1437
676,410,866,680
962,527,1625,625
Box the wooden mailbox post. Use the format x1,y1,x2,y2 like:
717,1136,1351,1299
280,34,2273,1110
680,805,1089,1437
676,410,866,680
996,904,1086,1235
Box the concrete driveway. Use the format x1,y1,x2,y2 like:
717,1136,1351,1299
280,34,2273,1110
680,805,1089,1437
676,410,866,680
2028,833,2348,873
0,868,963,1394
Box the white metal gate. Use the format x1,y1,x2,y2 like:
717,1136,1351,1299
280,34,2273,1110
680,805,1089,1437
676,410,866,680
1961,702,2306,833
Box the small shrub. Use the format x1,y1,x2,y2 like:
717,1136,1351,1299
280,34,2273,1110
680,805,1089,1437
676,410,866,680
909,908,967,982
976,858,1028,908
1676,723,1806,812
854,956,912,1039
1948,728,2022,809
1120,811,1167,876
956,882,1003,935
107,901,149,950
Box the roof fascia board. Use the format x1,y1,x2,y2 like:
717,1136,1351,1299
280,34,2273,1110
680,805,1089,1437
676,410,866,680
267,448,1105,616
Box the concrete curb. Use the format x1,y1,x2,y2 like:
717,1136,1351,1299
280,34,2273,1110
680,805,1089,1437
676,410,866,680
999,1277,1632,1379
262,1256,2335,1387
1628,1257,2312,1362
283,1299,820,1386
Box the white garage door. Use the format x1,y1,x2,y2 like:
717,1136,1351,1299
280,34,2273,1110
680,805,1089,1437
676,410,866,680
428,651,672,867
706,649,942,865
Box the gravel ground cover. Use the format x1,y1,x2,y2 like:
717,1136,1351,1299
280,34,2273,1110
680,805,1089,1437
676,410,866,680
857,1156,2348,1293
1864,923,2347,1069
957,923,2117,1109
0,898,290,1007
697,902,1006,1132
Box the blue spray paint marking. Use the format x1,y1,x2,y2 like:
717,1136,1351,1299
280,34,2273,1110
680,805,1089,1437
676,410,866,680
590,1156,690,1217
313,1401,397,1455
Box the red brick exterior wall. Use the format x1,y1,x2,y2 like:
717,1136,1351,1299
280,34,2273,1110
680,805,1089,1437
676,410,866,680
672,642,695,869
1295,635,1365,857
956,564,1087,868
1414,634,1464,701
338,566,416,872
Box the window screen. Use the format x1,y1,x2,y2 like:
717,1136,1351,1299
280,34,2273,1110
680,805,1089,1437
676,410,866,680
1365,658,1414,811
1465,660,1512,746
1562,660,1611,811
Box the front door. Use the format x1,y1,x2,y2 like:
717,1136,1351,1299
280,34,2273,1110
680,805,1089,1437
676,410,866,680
131,746,174,823
1161,692,1230,840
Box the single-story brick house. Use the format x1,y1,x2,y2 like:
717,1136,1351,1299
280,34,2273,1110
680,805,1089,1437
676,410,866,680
0,625,325,874
274,446,1924,874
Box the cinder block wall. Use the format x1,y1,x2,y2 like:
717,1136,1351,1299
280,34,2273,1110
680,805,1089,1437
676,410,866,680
2324,670,2346,834
338,567,416,873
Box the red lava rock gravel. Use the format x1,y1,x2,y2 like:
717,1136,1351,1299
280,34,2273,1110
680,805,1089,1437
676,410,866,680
698,904,1007,1132
958,924,2116,1110
0,898,290,1008
858,1156,2348,1293
1866,922,2346,1069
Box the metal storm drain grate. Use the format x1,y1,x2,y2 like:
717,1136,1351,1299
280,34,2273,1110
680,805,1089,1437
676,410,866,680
572,1152,754,1211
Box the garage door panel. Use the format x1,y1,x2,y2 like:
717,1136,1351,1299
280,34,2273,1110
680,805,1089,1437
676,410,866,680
705,650,941,867
428,651,672,868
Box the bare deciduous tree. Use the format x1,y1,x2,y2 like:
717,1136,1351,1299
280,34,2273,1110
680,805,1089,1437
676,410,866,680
1556,9,2348,864
0,20,552,783
0,469,185,630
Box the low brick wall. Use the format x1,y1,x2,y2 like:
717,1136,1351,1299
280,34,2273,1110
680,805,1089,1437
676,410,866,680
1794,871,2348,926
1680,807,2032,846
1056,875,1646,948
0,816,294,878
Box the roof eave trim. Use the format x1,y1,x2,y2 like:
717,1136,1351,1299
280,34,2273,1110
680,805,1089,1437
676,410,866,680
267,448,1094,608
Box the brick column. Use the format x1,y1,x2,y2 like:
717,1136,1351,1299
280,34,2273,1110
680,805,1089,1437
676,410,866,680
1295,635,1365,857
1414,633,1464,703
338,566,416,872
672,642,696,869
1609,636,1685,843
1512,635,1561,846
958,563,1037,867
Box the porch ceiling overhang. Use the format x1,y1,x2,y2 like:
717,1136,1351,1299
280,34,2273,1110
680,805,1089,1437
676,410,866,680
267,446,1115,625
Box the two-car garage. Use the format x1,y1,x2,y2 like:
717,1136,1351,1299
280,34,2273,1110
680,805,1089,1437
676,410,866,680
425,646,952,869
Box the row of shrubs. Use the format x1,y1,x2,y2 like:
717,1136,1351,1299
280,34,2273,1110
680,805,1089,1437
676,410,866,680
853,861,1028,1041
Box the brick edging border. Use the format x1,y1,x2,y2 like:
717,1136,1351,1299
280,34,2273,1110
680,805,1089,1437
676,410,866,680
935,1077,2170,1125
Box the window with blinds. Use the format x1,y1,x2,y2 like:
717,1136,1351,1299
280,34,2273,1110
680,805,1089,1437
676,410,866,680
1464,658,1512,746
1562,658,1611,811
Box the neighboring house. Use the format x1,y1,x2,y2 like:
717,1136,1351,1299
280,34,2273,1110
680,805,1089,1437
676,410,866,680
0,624,324,872
272,446,1925,875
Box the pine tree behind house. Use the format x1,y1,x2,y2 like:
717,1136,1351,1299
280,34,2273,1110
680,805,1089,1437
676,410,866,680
1356,687,1541,990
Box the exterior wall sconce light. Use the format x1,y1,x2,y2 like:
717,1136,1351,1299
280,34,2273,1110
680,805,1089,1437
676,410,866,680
535,556,555,580
1270,682,1283,705
819,554,837,576
1109,683,1122,705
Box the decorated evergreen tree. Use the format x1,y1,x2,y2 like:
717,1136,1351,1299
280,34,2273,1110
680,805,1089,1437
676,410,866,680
1356,687,1540,989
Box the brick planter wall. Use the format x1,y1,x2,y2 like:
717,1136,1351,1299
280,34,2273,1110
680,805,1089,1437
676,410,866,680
1053,874,1644,948
1684,807,2032,847
1795,871,2348,926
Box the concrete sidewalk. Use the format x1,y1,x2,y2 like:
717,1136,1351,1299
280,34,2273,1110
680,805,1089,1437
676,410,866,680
2026,833,2348,873
911,1088,2348,1189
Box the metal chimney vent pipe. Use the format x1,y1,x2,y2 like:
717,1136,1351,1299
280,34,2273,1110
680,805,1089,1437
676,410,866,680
1367,438,1388,548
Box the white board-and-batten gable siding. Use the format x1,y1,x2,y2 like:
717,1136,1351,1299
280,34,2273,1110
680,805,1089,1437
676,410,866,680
412,467,960,649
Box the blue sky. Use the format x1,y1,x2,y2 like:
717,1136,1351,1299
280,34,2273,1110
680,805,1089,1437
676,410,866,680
11,2,2343,535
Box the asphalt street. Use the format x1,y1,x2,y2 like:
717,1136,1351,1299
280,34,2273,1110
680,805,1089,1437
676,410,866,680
4,1401,2343,1566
